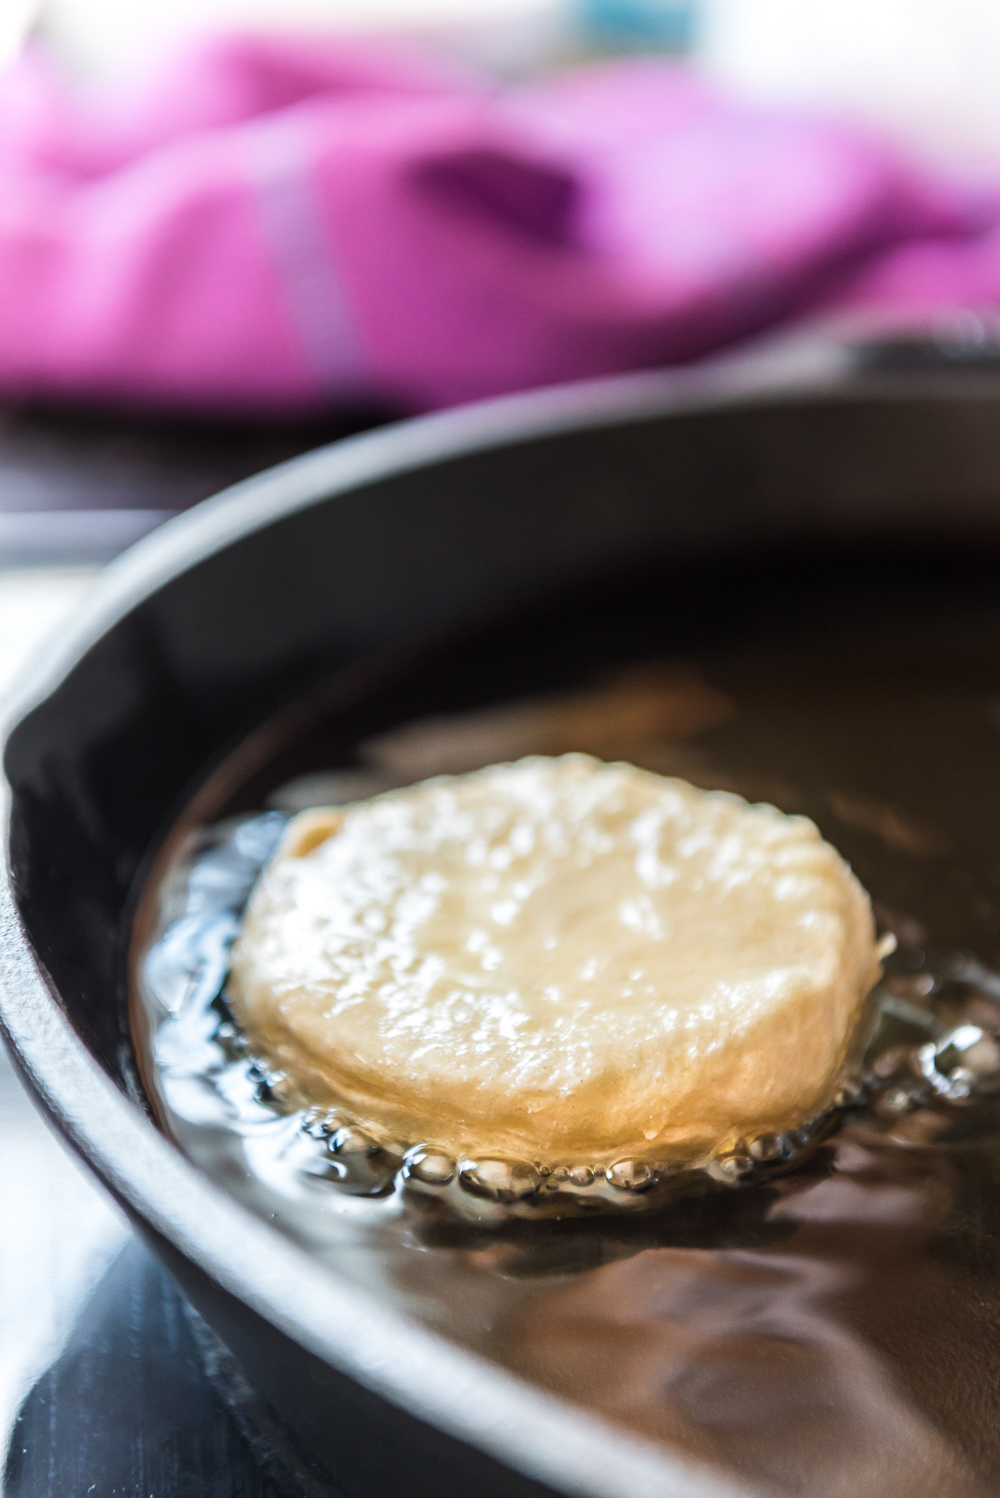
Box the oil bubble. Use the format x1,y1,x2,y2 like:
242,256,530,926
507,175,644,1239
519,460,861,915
748,1134,789,1163
404,1148,457,1187
328,1127,403,1195
606,1159,655,1192
708,1154,754,1185
460,1158,540,1203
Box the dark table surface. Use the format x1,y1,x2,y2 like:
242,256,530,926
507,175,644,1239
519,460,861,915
0,398,394,1496
0,399,391,566
4,1237,345,1498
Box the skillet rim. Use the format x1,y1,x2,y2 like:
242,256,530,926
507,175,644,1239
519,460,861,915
1,331,991,1498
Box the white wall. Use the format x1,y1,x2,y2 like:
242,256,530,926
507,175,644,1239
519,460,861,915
4,0,573,74
13,0,1000,164
700,0,1000,162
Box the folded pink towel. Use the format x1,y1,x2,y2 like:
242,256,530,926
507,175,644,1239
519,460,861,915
0,34,991,416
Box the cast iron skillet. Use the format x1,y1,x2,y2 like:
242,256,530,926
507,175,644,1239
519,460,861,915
5,331,1000,1498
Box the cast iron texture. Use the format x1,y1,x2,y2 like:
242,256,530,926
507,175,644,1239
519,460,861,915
6,336,1000,1497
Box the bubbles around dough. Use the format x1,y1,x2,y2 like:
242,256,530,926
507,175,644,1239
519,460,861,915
228,755,883,1167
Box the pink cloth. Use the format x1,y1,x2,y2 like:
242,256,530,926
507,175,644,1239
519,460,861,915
0,34,994,416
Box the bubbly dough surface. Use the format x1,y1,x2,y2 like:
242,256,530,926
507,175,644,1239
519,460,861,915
229,755,882,1164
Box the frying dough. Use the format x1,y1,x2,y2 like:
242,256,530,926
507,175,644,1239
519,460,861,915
228,755,882,1165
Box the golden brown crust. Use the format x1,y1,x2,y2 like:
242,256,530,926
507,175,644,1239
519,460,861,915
228,755,882,1166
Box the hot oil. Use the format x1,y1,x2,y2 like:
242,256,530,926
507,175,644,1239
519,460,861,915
132,549,1000,1498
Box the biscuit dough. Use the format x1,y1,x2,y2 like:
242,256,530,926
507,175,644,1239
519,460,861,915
229,755,883,1165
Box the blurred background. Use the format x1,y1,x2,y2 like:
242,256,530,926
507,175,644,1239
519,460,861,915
0,0,999,565
14,0,1000,160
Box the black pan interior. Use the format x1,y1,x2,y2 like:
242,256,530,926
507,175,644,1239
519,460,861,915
8,379,1000,1498
126,530,1000,1498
